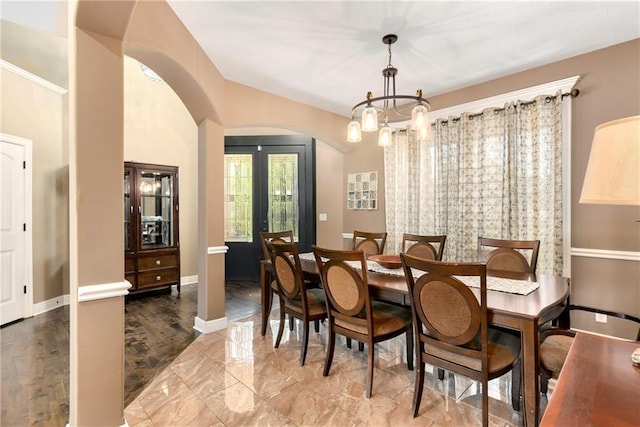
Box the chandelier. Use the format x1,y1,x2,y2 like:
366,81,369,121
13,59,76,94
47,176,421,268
347,34,431,146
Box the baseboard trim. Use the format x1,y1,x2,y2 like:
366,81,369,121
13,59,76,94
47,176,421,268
78,280,132,302
33,294,71,316
571,247,640,262
181,275,198,286
342,233,353,239
194,315,228,334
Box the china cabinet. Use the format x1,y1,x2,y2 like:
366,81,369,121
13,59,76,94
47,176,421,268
125,162,180,294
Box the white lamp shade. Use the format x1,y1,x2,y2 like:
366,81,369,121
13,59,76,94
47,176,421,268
411,103,429,131
378,125,393,147
347,120,362,143
361,106,379,132
579,115,640,205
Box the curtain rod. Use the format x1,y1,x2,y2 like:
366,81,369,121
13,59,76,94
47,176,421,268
436,88,580,124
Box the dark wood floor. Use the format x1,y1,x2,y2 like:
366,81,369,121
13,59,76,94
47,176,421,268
0,280,263,426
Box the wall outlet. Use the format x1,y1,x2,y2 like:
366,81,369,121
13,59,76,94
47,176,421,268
595,313,607,323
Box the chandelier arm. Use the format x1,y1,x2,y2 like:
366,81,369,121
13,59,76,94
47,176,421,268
351,95,430,116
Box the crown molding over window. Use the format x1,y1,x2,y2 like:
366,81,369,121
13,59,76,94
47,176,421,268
1,59,68,94
427,75,580,121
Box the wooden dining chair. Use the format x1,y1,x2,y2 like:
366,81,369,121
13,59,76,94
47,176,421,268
267,240,327,366
477,237,540,273
477,237,541,411
539,304,640,394
312,245,413,398
259,230,294,336
400,253,521,426
402,233,446,260
352,230,387,257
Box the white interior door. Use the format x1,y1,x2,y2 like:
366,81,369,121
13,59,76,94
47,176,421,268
1,137,28,325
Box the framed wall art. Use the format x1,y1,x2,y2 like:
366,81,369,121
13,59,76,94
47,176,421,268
347,171,378,210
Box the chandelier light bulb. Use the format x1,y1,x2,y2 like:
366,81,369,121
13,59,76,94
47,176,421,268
347,120,362,143
411,103,429,131
361,106,379,132
378,125,393,146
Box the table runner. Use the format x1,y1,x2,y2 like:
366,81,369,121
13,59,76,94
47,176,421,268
298,252,539,295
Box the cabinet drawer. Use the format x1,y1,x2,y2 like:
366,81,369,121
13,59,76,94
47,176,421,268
138,254,178,271
137,268,178,289
125,258,136,274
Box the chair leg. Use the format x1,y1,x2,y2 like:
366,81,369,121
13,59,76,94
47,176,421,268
358,341,364,352
275,301,286,348
323,326,335,377
314,319,320,333
437,368,445,381
261,270,273,337
300,318,310,366
405,327,414,371
289,315,295,331
346,337,352,348
412,361,425,417
511,359,522,411
541,369,551,395
366,341,374,398
482,378,489,427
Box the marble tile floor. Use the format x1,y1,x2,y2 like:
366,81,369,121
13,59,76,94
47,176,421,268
125,309,549,426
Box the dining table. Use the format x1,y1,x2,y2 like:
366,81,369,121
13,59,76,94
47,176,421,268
260,253,570,427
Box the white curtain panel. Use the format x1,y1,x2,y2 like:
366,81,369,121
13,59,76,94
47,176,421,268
385,93,563,274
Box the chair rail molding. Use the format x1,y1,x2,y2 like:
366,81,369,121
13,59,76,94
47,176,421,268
571,247,640,262
207,245,229,255
77,280,132,303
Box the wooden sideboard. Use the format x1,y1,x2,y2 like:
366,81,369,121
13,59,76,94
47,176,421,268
540,332,640,426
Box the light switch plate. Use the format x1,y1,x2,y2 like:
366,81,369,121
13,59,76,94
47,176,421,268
319,213,327,221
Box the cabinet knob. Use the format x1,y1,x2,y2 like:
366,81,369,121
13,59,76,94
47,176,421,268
156,260,161,265
156,275,161,281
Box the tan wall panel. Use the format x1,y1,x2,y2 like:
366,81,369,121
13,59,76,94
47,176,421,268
123,56,198,277
570,256,640,338
0,68,68,303
316,140,344,248
76,298,125,425
343,132,387,235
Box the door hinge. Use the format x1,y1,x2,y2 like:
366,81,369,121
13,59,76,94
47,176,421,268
24,285,27,294
23,223,26,231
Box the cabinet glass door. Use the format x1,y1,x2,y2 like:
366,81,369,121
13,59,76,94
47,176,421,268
124,168,131,251
139,170,174,249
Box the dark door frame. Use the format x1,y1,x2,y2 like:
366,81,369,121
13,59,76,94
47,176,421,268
224,135,316,280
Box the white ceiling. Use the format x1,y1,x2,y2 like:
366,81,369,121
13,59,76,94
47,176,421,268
2,1,639,117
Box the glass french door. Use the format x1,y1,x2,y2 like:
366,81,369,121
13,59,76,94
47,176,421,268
224,136,315,280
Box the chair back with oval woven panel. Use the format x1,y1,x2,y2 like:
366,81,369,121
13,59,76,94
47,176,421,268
402,233,446,260
312,245,413,398
477,237,540,273
352,230,387,257
400,254,521,426
267,240,327,366
258,230,295,336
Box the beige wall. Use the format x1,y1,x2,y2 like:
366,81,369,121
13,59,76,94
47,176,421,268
123,56,198,277
0,67,68,303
